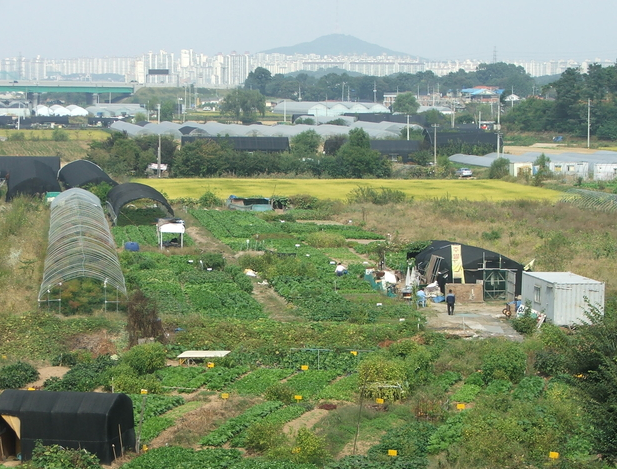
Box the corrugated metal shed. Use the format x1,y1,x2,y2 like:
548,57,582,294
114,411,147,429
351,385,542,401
521,271,604,326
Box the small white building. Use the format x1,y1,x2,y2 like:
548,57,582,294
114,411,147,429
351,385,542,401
521,271,604,326
593,164,617,181
509,162,532,177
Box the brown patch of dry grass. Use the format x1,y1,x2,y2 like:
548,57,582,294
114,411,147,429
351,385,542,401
0,196,50,314
336,198,617,295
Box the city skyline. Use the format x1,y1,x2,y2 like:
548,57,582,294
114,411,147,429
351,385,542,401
4,0,617,63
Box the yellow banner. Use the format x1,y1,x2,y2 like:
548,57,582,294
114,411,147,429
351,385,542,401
451,244,465,283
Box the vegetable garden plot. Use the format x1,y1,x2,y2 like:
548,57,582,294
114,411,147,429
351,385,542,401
113,225,194,248
229,368,294,396
284,370,340,399
184,284,264,320
318,373,359,401
200,400,284,446
121,253,260,317
230,404,308,448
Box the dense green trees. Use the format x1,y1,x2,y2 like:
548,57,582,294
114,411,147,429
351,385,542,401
220,89,266,123
392,92,420,114
332,128,391,178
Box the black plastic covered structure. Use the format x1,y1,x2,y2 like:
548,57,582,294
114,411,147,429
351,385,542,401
58,160,117,189
5,159,61,201
181,136,290,152
106,182,174,225
0,390,135,464
410,240,523,294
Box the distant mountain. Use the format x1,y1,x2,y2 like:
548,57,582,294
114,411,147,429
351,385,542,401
261,34,412,57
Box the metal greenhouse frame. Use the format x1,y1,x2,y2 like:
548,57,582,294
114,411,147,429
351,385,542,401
38,188,126,304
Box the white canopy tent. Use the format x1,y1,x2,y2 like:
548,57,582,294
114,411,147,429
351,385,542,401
157,218,185,249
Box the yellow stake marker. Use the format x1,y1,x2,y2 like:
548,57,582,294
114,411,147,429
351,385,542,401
457,403,466,410
376,398,384,404
388,449,397,456
549,452,559,459
294,395,303,402
207,362,215,368
140,389,148,395
221,393,229,400
301,365,309,371
350,351,358,356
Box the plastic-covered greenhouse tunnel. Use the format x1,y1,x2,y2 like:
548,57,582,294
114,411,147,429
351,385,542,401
38,188,126,310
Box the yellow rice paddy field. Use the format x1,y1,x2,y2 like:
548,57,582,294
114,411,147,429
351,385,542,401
133,178,562,202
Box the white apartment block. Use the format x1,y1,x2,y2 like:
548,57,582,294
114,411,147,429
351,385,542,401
2,50,614,88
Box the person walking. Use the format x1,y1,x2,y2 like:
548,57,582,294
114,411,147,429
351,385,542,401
446,289,455,315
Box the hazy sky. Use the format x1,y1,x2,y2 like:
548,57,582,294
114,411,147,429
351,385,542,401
4,0,617,62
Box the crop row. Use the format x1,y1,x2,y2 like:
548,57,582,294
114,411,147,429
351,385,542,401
229,368,294,396
284,370,340,399
200,400,284,446
230,404,309,447
155,365,250,392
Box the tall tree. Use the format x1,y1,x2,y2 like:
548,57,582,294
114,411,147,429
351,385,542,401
392,92,420,114
334,128,391,178
220,88,266,123
244,67,272,95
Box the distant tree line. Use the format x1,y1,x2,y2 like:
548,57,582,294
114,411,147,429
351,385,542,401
244,62,536,102
86,129,392,179
503,64,617,139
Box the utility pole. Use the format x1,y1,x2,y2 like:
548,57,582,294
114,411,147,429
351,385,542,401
157,104,161,178
587,98,591,149
406,114,410,141
495,102,501,159
432,124,439,166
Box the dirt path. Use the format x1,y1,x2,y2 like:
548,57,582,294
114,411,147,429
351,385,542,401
252,280,299,322
503,144,600,156
27,366,70,388
282,408,329,437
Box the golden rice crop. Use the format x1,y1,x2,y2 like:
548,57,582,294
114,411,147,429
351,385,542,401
133,178,562,202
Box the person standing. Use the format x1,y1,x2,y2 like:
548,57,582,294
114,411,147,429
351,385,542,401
446,289,455,315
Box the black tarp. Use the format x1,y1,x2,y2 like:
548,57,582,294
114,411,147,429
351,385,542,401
5,159,61,201
0,390,135,464
370,140,422,160
0,156,60,175
58,160,117,189
410,240,523,294
424,130,497,148
106,182,173,225
181,136,290,152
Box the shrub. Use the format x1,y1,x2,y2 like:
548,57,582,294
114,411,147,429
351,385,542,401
201,252,226,270
245,421,286,453
512,376,545,400
484,379,513,395
122,342,166,375
0,362,39,389
511,310,538,335
347,186,407,205
464,372,485,387
264,383,296,404
481,340,526,384
198,191,223,208
535,350,568,376
52,128,70,141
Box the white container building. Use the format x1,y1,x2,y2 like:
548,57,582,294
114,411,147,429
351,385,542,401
521,271,604,326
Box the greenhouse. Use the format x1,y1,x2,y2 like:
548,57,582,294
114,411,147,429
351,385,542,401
106,182,174,225
38,188,126,302
58,160,117,189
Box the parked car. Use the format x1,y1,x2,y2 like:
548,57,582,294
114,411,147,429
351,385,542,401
456,168,473,178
